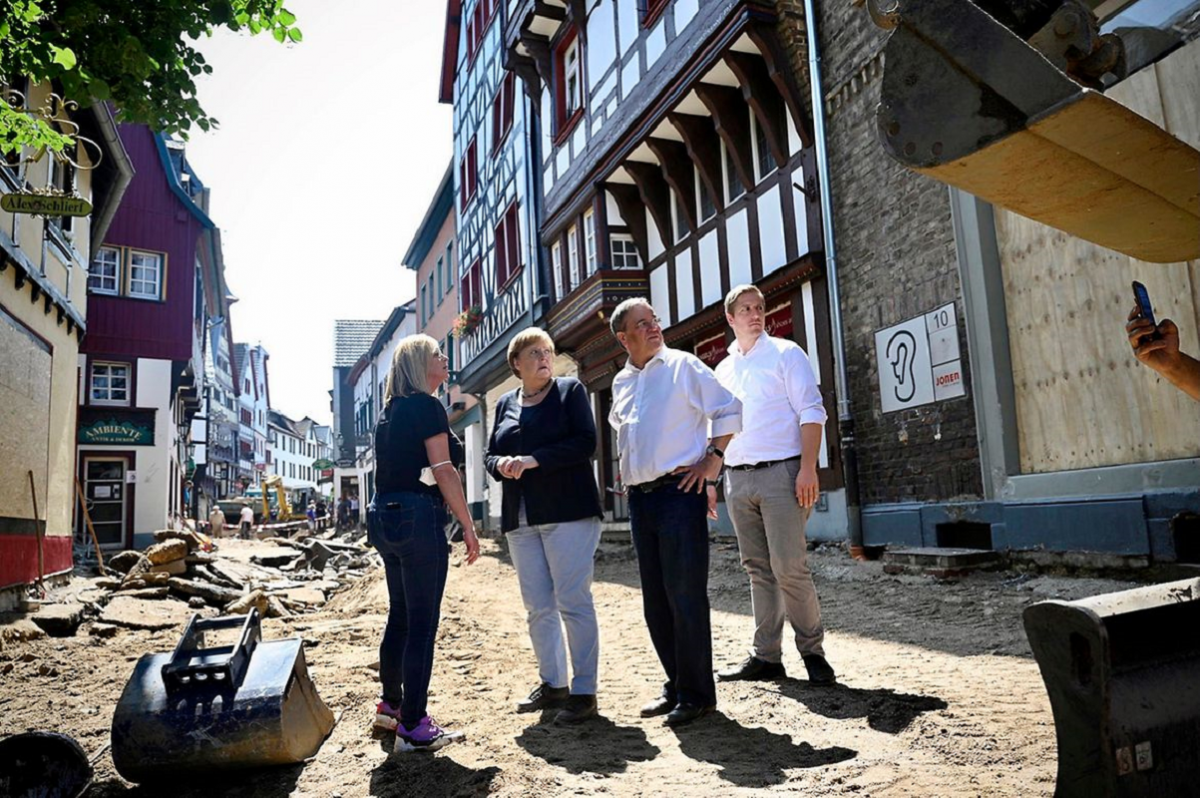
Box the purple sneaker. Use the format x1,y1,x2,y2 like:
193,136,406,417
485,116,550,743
394,715,465,753
374,700,402,732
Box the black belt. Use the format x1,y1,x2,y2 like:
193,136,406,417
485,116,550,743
726,456,800,472
628,473,682,493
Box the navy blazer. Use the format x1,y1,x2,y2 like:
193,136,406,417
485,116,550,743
485,377,603,533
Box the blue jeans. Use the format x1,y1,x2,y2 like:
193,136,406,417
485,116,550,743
628,484,716,708
368,491,450,726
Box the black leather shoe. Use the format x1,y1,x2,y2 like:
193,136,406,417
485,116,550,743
639,695,675,718
516,682,569,713
555,694,598,724
802,654,837,685
664,702,716,726
717,656,786,681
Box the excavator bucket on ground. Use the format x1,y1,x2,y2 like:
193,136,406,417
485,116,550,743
1023,578,1200,797
871,0,1200,263
110,609,335,783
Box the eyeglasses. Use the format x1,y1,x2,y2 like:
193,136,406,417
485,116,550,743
523,347,554,361
631,316,663,333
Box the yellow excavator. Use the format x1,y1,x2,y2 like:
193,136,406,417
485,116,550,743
259,474,307,523
868,0,1199,263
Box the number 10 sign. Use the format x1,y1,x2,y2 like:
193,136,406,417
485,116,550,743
874,303,966,413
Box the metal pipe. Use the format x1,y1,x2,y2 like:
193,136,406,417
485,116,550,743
801,0,865,556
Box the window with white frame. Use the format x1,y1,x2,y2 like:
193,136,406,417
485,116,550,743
563,38,581,118
552,241,564,299
90,362,131,405
128,251,163,300
567,223,580,291
584,209,597,277
610,236,641,269
89,247,121,294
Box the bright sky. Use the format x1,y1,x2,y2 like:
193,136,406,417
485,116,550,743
186,1,451,426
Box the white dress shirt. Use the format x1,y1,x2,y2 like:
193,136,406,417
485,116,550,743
608,346,742,487
715,332,827,467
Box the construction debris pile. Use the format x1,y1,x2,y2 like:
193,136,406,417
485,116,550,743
24,527,379,640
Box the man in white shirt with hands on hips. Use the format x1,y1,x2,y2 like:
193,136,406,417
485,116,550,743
607,297,742,727
714,284,836,686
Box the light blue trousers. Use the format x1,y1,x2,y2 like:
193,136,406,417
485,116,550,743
507,515,602,695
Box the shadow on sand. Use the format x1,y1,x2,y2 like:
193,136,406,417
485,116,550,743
776,678,948,734
370,752,500,798
671,711,856,787
515,713,660,774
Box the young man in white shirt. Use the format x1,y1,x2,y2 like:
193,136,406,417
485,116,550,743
238,502,255,540
713,285,836,685
608,298,742,726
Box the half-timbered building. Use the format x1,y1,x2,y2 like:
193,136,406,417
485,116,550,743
78,127,219,549
1,81,133,605
503,0,845,534
443,0,575,528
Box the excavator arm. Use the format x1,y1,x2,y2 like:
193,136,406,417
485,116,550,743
870,0,1200,263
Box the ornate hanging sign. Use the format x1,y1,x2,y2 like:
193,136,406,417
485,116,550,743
79,418,155,446
1,192,92,216
2,86,102,217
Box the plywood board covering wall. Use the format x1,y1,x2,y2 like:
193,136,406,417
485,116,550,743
996,39,1200,474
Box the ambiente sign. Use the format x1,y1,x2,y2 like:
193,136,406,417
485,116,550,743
78,419,154,446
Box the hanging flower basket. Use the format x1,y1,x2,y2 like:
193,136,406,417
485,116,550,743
452,306,483,338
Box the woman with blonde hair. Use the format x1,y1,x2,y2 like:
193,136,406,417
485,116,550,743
368,333,479,753
485,327,604,724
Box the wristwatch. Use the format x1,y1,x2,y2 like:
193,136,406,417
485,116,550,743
705,443,725,459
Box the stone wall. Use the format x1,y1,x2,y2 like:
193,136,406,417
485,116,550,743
782,0,984,504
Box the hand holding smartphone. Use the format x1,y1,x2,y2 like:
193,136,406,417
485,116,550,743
1130,281,1162,345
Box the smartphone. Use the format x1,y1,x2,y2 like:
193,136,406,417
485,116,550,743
1131,280,1161,343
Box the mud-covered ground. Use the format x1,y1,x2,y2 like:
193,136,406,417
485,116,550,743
1,537,1145,797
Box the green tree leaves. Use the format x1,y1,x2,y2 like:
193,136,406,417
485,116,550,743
0,0,301,153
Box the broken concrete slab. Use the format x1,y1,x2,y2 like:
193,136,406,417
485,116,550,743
282,587,326,606
250,548,302,568
225,589,270,617
30,604,85,637
88,622,118,638
100,596,194,631
121,587,170,600
148,559,187,576
145,539,189,565
108,550,144,574
0,617,47,649
166,578,241,606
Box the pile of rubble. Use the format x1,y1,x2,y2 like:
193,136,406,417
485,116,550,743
22,527,379,639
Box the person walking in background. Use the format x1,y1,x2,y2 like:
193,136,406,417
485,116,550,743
350,493,361,528
369,334,480,753
338,496,350,530
607,298,742,726
238,502,254,540
485,328,604,725
306,501,317,533
714,285,836,686
208,504,226,538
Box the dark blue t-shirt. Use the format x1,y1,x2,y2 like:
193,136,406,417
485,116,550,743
374,393,462,495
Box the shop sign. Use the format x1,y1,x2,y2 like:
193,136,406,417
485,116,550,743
695,332,729,368
2,192,93,216
321,468,334,479
78,418,154,446
254,462,267,471
765,302,793,338
312,458,335,470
